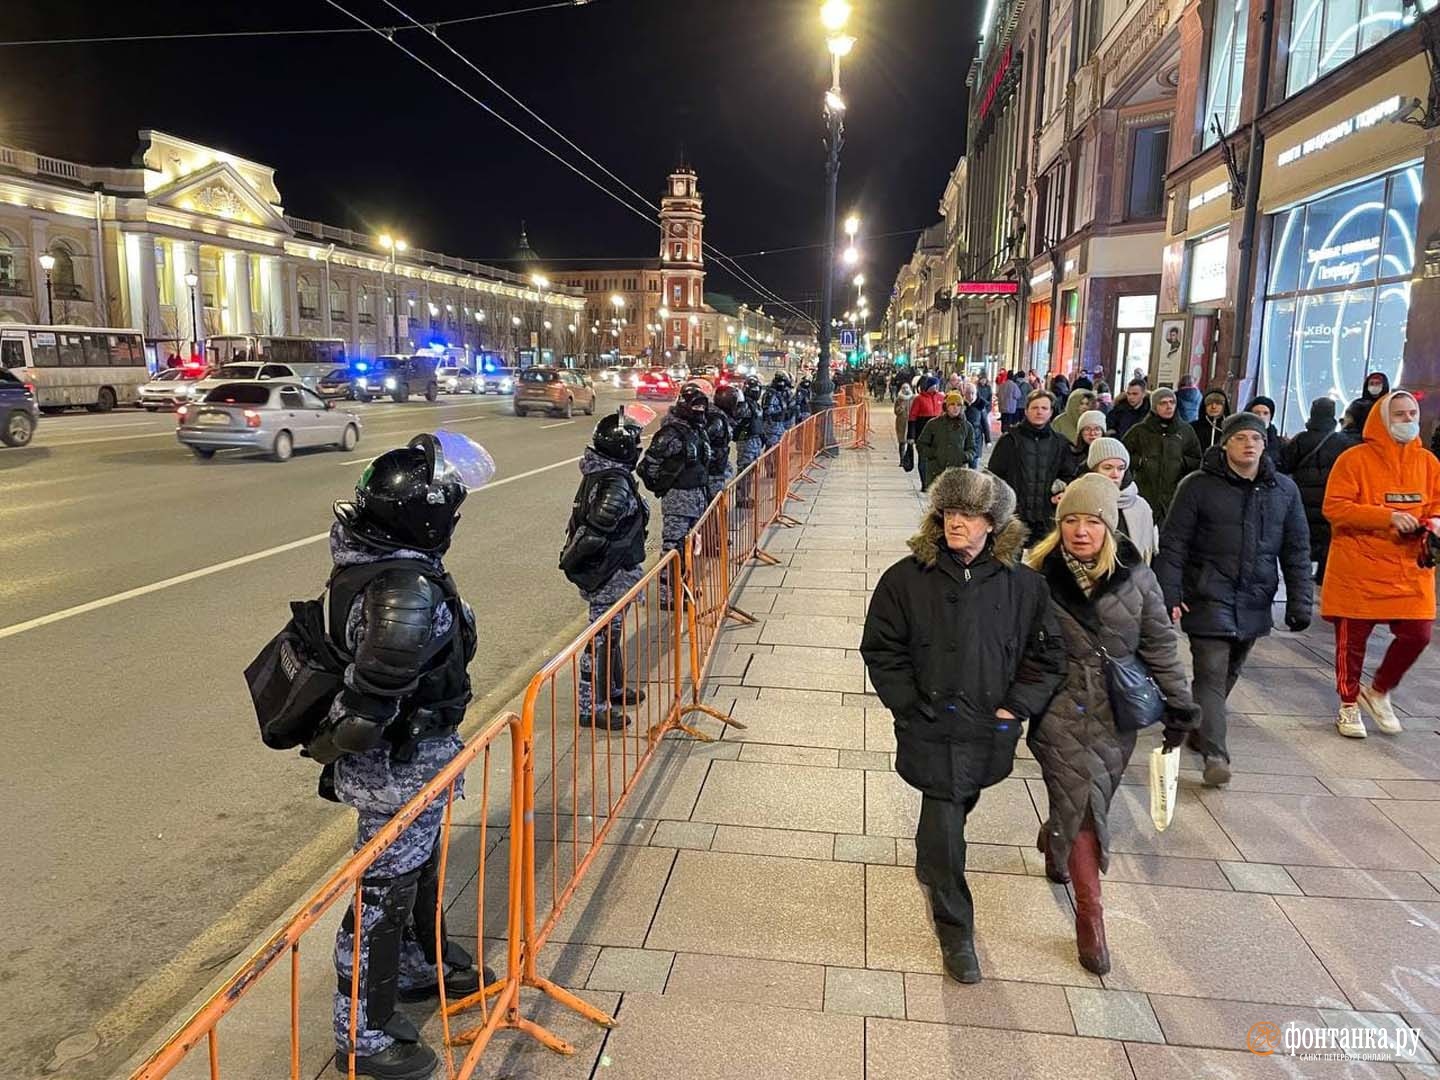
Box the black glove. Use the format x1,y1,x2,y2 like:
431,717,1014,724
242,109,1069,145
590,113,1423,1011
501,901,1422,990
1162,726,1187,752
1285,608,1312,633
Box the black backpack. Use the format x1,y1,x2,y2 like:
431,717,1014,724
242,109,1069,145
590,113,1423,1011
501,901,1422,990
244,559,454,750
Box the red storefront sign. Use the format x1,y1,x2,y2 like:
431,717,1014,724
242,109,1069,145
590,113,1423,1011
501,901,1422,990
954,280,1020,297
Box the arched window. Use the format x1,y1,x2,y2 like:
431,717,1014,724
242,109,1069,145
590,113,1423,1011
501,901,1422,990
297,274,319,319
49,242,80,299
358,289,374,325
0,232,22,295
329,280,347,319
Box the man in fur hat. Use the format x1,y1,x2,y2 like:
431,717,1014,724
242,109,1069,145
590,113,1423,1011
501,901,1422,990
861,468,1066,985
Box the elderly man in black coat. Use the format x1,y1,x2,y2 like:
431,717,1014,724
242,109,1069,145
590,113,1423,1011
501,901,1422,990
861,468,1065,985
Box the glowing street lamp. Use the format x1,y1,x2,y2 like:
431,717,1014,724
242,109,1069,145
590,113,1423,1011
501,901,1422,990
820,0,852,31
38,251,56,325
842,246,861,266
183,268,200,356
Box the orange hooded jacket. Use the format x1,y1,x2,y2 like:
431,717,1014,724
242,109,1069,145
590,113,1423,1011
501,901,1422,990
1321,391,1440,621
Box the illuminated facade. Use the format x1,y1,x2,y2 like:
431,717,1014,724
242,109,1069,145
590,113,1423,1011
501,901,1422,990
1161,0,1437,434
0,130,584,362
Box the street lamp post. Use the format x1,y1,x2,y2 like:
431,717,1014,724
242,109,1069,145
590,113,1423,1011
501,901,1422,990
379,234,407,353
510,315,522,366
610,295,625,367
814,1,855,415
184,269,200,360
38,252,55,326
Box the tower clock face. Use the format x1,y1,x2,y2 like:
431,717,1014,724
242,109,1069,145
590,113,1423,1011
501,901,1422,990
670,223,684,235
673,180,685,195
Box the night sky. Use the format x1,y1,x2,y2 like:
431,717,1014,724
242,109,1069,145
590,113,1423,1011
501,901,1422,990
1,1,976,322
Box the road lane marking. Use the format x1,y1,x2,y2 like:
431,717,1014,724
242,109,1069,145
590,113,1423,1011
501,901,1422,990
540,420,575,429
0,454,582,640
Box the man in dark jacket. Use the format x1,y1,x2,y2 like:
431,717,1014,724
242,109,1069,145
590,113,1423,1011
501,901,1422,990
1191,389,1231,451
704,389,735,504
1156,413,1312,786
987,390,1075,541
1278,396,1356,584
1350,370,1390,415
962,384,990,467
561,409,650,730
916,391,976,489
638,385,711,607
1107,379,1150,439
1123,387,1202,523
862,468,1064,985
1244,395,1285,461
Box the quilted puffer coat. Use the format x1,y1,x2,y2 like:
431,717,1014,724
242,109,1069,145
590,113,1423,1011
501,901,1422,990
1028,544,1198,872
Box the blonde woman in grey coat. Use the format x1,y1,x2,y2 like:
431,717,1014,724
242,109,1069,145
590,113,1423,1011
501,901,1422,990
1025,474,1198,976
893,380,915,459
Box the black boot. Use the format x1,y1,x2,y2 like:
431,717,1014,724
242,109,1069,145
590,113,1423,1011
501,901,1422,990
1037,824,1070,885
579,710,631,731
940,936,982,984
398,845,489,1003
334,1041,438,1080
604,625,645,707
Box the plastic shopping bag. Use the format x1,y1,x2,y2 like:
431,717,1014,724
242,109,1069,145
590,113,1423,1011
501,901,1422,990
1149,745,1180,832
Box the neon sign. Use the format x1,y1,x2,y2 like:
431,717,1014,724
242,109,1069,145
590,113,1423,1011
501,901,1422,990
1276,97,1403,166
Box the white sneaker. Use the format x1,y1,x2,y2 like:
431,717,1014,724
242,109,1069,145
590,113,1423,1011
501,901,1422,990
1358,686,1403,734
1336,703,1368,739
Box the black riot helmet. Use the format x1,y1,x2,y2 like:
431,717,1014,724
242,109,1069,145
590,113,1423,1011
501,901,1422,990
674,384,710,422
334,433,468,554
772,372,793,391
742,374,762,401
798,376,812,391
714,384,741,418
592,408,644,467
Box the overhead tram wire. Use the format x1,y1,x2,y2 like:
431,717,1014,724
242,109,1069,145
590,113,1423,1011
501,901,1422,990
0,2,590,47
376,0,817,330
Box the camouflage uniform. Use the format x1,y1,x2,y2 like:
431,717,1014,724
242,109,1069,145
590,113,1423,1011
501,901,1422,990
660,487,708,605
577,565,647,721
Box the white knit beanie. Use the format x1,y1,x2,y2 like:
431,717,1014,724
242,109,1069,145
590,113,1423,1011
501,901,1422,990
1087,436,1130,470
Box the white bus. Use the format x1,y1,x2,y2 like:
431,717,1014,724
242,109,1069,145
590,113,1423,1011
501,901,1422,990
207,335,347,367
0,324,148,412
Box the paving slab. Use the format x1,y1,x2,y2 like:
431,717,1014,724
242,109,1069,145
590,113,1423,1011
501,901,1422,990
451,989,620,1080
833,833,896,864
1199,792,1440,871
768,588,868,616
711,824,835,860
691,759,864,833
1100,881,1348,1007
601,993,864,1080
736,741,840,767
585,946,674,992
1219,860,1303,894
1066,986,1165,1042
1124,1042,1404,1078
864,1017,1134,1079
758,613,862,648
649,819,716,850
1286,866,1440,900
724,697,866,749
1148,993,1322,1050
1376,801,1440,863
824,965,907,1018
901,973,1074,1032
867,771,1038,845
646,850,866,966
1100,853,1233,891
1278,896,1440,1012
662,951,826,1010
743,650,867,692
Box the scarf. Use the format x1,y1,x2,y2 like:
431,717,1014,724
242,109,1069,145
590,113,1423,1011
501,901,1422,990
1063,549,1102,598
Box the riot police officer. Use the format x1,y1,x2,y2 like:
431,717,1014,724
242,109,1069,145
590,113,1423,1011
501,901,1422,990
560,408,650,730
637,384,711,607
309,432,493,1080
794,375,813,422
760,372,794,449
705,386,736,504
735,375,764,472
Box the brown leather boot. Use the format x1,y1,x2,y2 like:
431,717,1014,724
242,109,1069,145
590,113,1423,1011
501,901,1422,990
1037,824,1069,884
1067,824,1110,976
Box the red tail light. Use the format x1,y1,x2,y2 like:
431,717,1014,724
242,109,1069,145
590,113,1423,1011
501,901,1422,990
243,409,262,428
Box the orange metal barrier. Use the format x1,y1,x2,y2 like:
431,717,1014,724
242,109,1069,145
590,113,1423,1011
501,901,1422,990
132,710,527,1080
132,409,856,1080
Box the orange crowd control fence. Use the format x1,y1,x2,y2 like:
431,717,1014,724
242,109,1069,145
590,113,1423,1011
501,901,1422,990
131,403,870,1080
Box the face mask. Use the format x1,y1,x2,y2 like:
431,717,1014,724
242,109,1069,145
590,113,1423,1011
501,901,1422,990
1391,421,1420,444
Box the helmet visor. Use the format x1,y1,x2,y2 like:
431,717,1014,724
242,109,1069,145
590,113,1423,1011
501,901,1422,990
432,430,497,491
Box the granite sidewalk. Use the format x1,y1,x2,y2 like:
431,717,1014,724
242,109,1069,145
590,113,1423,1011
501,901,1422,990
124,418,1440,1079
467,426,1440,1080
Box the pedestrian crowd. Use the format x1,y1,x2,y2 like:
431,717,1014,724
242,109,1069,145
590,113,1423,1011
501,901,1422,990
864,365,1440,990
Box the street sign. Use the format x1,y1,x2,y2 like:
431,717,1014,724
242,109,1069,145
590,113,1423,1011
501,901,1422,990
839,328,858,350
954,281,1019,297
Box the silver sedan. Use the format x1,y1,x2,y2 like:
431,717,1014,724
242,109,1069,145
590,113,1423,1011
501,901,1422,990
177,381,362,461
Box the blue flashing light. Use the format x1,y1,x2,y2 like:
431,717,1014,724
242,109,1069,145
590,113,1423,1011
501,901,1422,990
355,361,369,372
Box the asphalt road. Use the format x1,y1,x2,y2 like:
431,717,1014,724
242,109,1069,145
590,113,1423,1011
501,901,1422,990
0,387,661,1079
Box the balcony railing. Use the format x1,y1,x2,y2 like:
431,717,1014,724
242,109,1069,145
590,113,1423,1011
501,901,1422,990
53,283,85,301
298,305,319,320
0,281,29,297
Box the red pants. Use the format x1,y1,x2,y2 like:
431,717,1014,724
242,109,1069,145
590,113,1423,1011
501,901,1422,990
1329,617,1433,703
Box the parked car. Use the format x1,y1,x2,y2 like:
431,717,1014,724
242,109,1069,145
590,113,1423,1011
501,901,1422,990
353,355,439,403
176,382,361,461
513,367,596,417
481,366,516,395
137,367,207,410
636,367,679,401
1,367,39,447
437,366,479,395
